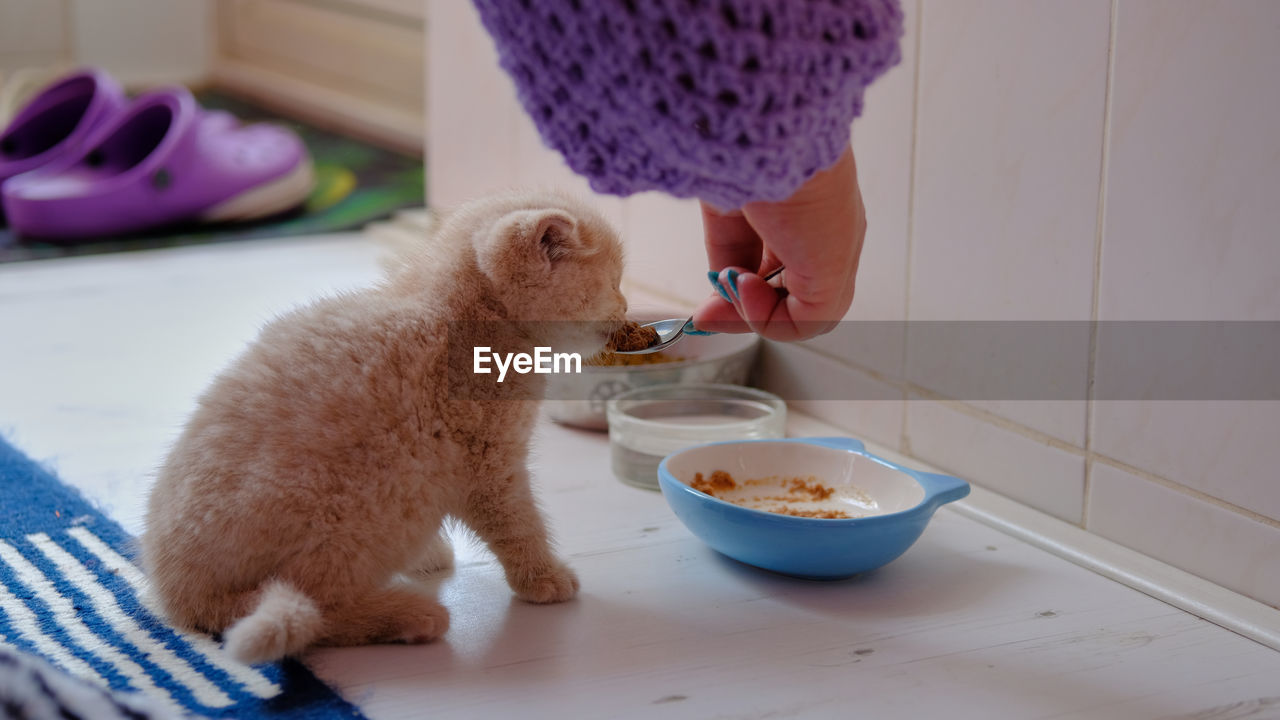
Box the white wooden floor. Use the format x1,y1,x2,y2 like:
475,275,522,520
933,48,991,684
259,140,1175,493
2,235,1278,719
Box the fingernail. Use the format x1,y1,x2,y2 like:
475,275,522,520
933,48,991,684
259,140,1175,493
725,268,741,301
682,319,718,336
707,270,732,303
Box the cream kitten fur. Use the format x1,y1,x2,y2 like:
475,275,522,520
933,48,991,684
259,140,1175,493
142,190,627,664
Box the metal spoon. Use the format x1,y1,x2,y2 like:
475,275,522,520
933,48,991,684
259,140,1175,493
614,265,785,355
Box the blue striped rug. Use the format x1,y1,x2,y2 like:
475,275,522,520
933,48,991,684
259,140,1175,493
0,435,366,718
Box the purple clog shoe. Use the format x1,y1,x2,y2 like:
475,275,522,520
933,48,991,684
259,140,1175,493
1,87,314,239
0,69,125,188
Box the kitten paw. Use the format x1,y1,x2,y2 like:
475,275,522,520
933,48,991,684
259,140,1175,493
414,537,455,576
393,602,451,644
511,562,580,604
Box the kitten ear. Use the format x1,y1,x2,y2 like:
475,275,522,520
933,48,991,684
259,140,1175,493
539,212,580,261
478,207,582,283
520,208,580,263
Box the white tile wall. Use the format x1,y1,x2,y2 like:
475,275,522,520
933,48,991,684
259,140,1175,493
905,0,1110,449
622,193,710,307
425,0,1280,607
757,341,905,451
512,98,628,234
1,1,211,87
426,0,520,208
909,0,1108,324
1091,0,1280,528
67,0,211,86
1088,461,1280,609
0,0,70,75
1092,401,1280,524
1099,1,1280,323
907,398,1087,523
892,0,1110,518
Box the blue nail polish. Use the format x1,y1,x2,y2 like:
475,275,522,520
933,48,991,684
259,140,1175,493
682,319,718,336
707,270,732,303
725,268,741,301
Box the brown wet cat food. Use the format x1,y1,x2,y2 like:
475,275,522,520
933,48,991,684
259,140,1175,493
589,321,678,366
691,470,737,494
608,321,659,352
689,470,855,519
786,477,835,500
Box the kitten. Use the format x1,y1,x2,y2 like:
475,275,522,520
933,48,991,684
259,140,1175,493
141,190,628,664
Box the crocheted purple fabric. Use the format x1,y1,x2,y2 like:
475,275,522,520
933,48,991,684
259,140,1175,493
472,0,903,209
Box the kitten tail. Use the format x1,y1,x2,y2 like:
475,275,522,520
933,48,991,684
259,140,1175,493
223,580,322,664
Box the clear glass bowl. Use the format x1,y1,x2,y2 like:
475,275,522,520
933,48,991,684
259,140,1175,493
606,383,786,490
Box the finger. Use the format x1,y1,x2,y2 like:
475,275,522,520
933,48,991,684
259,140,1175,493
694,145,864,340
690,269,849,339
758,247,785,279
729,267,836,341
736,266,851,341
689,265,761,333
700,201,763,272
691,293,750,333
690,267,813,340
734,147,863,340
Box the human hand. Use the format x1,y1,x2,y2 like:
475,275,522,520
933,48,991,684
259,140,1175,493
690,145,866,342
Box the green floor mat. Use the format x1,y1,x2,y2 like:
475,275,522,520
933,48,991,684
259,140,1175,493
0,89,424,263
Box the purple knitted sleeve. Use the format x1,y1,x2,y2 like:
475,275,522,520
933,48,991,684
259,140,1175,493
471,0,903,210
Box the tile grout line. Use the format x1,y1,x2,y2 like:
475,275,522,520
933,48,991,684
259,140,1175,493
919,390,1280,532
1082,0,1121,530
915,392,1086,456
789,337,907,392
1090,453,1280,532
783,342,1085,454
717,327,1280,542
785,341,1280,533
899,0,926,456
909,391,1280,532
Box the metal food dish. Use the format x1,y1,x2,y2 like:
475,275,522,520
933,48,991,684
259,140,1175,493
658,437,970,579
544,309,760,431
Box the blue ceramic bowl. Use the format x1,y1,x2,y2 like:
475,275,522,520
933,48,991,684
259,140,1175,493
657,437,970,579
